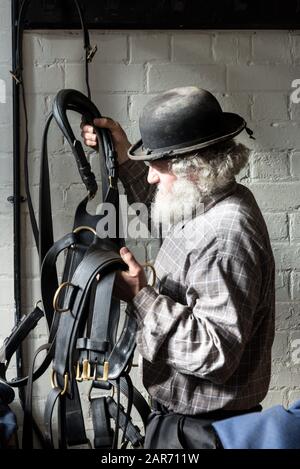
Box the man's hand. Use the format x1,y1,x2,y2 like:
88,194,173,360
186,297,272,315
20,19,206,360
113,247,147,302
81,117,131,165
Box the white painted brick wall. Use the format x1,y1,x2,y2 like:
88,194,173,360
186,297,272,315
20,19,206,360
1,6,300,444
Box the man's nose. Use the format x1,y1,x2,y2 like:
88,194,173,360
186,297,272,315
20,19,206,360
147,165,160,184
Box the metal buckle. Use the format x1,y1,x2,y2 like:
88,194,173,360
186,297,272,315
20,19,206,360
94,361,109,382
75,360,109,382
51,370,69,396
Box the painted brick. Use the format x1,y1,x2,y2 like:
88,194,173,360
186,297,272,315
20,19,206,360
0,247,13,277
0,96,12,125
290,151,300,178
272,331,289,360
273,243,300,269
131,34,169,63
0,215,13,246
64,63,87,94
0,125,13,153
247,121,300,151
50,152,82,186
173,33,212,63
90,33,128,63
292,33,300,64
261,390,286,408
0,278,14,307
290,213,300,242
250,151,289,180
92,93,129,123
0,187,13,215
66,63,144,93
237,34,252,64
22,277,41,310
291,271,300,300
23,32,84,64
0,1,10,32
0,153,13,185
214,92,251,121
148,63,226,92
269,362,296,388
23,64,64,94
21,94,49,153
228,65,300,91
263,213,288,241
0,65,12,99
23,247,41,279
247,182,300,211
129,93,157,122
289,101,300,121
275,302,300,330
275,271,290,302
252,32,292,63
90,64,144,92
252,92,289,121
213,33,238,64
0,307,15,345
288,391,300,406
0,32,11,64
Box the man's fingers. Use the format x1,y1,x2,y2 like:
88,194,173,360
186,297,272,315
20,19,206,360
93,117,119,131
81,130,97,141
120,247,140,273
81,124,94,133
85,140,97,147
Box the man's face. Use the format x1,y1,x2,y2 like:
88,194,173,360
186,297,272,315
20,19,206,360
146,160,177,193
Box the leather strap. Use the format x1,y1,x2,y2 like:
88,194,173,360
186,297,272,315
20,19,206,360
91,397,114,449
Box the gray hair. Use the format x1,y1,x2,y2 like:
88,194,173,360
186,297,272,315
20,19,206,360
168,139,250,197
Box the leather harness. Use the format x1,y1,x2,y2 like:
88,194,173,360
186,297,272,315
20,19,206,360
0,89,151,449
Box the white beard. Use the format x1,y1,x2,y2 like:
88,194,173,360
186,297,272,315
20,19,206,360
151,178,205,235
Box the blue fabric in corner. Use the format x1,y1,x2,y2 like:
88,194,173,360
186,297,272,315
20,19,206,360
212,400,300,449
0,403,17,448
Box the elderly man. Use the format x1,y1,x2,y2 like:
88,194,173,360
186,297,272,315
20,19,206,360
82,87,275,449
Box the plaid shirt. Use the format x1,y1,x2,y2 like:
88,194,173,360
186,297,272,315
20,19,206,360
119,160,275,414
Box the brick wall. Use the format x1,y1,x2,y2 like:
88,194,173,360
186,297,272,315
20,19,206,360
0,1,300,443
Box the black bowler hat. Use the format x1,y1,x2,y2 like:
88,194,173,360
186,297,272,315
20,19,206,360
128,86,248,161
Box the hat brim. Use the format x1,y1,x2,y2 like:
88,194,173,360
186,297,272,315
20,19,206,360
128,112,246,161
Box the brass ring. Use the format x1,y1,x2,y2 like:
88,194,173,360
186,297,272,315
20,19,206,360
73,225,97,236
51,370,68,396
142,262,156,287
53,281,75,313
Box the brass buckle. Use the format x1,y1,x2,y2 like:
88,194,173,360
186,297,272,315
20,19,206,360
75,360,109,382
51,370,68,396
94,361,109,382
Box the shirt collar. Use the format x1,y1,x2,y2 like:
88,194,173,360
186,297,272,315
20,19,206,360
202,180,238,214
